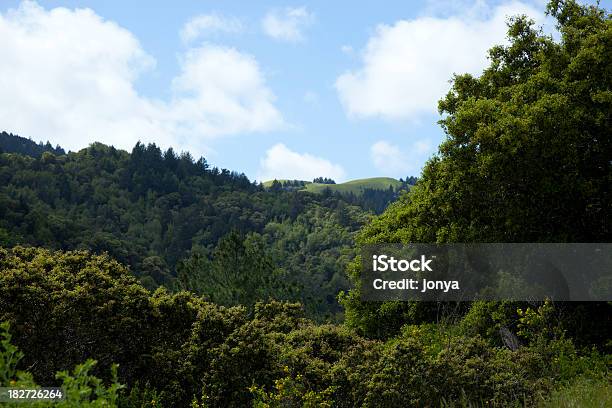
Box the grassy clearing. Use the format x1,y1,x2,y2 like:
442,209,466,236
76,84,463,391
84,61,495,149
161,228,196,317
537,376,611,408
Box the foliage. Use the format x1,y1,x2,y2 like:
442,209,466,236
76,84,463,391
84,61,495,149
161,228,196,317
250,367,336,408
458,301,520,346
0,322,125,407
0,247,609,407
517,299,562,342
176,231,293,308
0,136,370,320
0,321,23,386
119,383,164,408
0,130,65,158
264,177,414,214
263,179,309,192
352,1,611,245
312,177,336,185
259,205,365,319
341,0,612,340
0,246,157,386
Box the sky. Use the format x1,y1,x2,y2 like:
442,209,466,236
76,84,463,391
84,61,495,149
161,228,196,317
0,0,606,182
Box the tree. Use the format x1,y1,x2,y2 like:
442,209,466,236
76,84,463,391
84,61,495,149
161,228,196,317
404,176,418,185
177,231,292,307
269,179,283,192
313,177,336,184
0,246,154,385
0,247,606,407
341,0,611,338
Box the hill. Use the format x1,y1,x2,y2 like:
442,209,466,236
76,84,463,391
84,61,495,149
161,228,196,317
263,177,407,194
0,132,371,320
303,177,404,194
263,177,411,213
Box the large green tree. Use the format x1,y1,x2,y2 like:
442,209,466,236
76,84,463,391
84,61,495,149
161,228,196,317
176,231,293,307
341,0,611,338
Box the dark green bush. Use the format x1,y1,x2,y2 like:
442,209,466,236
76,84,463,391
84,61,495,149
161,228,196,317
1,246,608,407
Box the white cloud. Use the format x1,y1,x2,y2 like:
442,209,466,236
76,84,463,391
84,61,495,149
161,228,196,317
258,143,345,182
0,2,283,154
262,6,314,43
371,140,433,175
180,13,244,44
170,45,284,138
336,1,543,121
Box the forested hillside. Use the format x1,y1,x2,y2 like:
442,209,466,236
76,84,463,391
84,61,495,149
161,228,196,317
0,139,372,319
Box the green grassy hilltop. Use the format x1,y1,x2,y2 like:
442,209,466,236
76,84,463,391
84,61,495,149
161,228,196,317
264,177,404,195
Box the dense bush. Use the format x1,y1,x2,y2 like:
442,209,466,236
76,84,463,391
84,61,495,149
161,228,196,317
1,246,608,407
0,322,125,407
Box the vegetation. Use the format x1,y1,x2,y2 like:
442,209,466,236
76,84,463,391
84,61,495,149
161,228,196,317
0,1,609,407
1,247,608,407
263,179,310,191
0,137,376,320
0,131,65,158
537,376,612,408
263,177,414,214
301,177,405,195
262,177,409,194
340,0,612,341
1,322,125,407
312,177,336,184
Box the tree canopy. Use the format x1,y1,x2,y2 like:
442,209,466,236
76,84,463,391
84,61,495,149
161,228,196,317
341,0,611,337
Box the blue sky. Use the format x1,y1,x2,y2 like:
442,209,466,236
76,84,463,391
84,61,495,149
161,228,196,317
0,1,606,182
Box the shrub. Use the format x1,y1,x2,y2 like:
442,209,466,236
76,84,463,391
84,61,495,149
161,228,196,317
0,321,125,407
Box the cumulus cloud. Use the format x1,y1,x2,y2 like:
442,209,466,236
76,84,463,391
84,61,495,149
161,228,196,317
262,6,314,42
371,140,433,175
258,143,345,182
336,1,543,121
0,2,283,154
180,13,244,44
170,45,284,137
